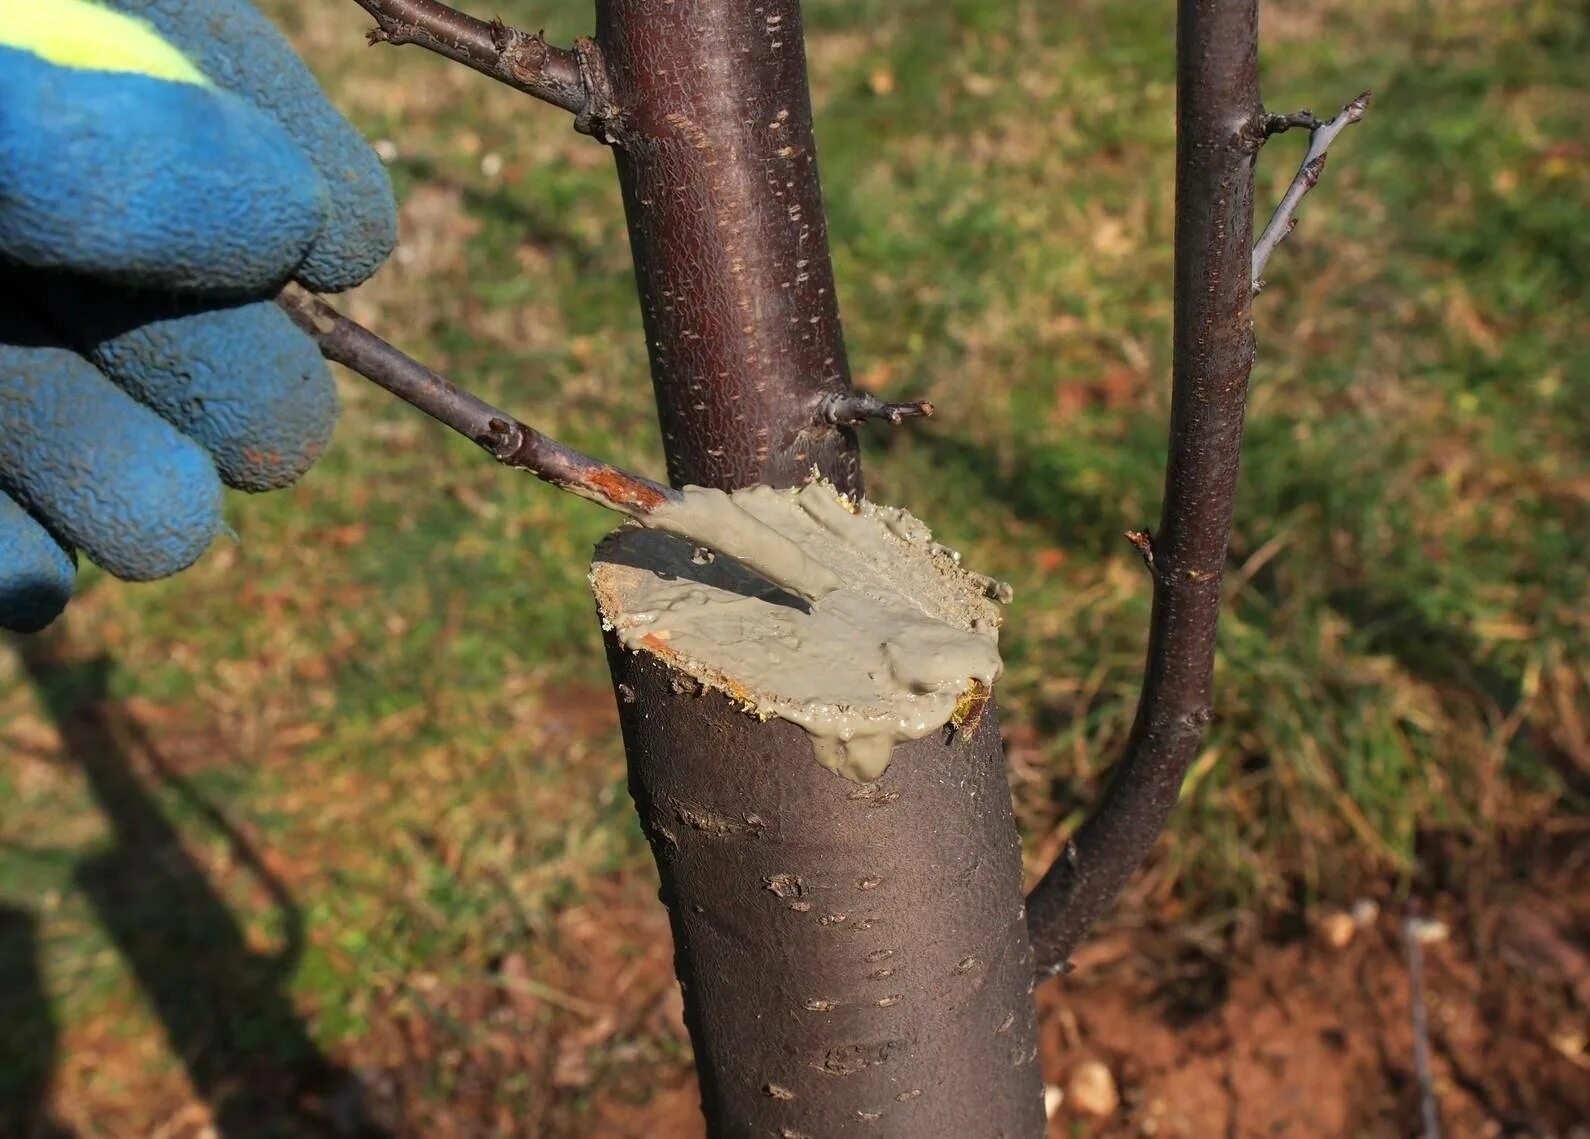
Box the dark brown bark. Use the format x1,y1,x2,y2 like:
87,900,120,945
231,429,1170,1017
333,0,1360,1124
1025,0,1264,973
588,2,1041,1134
277,284,675,516
352,0,595,119
595,0,863,495
603,629,1044,1138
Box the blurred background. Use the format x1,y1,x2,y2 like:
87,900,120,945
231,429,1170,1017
2,0,1585,1135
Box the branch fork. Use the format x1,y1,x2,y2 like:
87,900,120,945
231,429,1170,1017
337,0,1373,993
1252,91,1372,292
352,0,615,134
1025,15,1371,972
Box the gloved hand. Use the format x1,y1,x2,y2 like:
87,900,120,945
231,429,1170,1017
0,0,397,631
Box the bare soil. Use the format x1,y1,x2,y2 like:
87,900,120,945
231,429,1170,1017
338,846,1590,1139
1036,873,1590,1138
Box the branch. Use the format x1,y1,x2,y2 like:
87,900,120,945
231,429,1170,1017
1403,913,1445,1139
1123,527,1158,578
1025,0,1263,976
1251,91,1372,292
1261,108,1321,136
816,390,935,427
276,284,674,517
349,0,614,132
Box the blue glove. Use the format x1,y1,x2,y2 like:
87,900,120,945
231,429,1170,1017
0,0,397,631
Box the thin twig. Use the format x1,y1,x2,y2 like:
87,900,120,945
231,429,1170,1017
1403,913,1444,1139
349,0,613,130
817,390,935,427
276,284,675,517
1261,108,1321,136
1124,528,1158,578
1252,91,1372,292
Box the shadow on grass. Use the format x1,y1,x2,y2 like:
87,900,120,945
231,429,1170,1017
1327,585,1523,712
904,427,1155,760
5,636,388,1139
0,903,74,1138
906,428,1155,561
1327,584,1587,802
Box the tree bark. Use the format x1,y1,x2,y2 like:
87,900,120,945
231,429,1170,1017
595,0,863,495
591,1,1042,1134
1025,0,1263,972
604,634,1042,1137
337,0,1339,1124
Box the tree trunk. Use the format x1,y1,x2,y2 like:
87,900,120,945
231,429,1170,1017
592,1,1042,1134
602,635,1041,1136
596,0,863,496
324,0,1354,1129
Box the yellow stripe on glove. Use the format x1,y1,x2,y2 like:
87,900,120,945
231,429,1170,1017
0,0,208,85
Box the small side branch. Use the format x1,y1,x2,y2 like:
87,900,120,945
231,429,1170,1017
1261,108,1321,136
1252,91,1372,292
1124,528,1158,578
817,391,935,427
1027,60,1371,973
350,0,613,130
1025,0,1264,976
276,284,673,517
1403,913,1445,1139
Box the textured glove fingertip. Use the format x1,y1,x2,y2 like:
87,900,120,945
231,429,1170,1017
107,0,398,294
0,49,328,294
73,291,339,492
0,494,75,633
293,136,398,293
83,436,224,581
0,332,225,584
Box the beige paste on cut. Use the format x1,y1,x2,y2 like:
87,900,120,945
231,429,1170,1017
590,481,1009,782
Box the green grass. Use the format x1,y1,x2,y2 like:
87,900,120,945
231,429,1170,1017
2,0,1585,1128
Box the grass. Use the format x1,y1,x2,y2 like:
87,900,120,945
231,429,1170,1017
1,0,1584,1131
